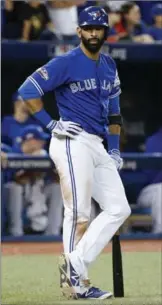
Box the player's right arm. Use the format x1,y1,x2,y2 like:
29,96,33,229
18,58,82,137
18,57,66,130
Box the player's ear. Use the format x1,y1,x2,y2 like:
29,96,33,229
76,26,81,38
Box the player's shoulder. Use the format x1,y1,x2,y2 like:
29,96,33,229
58,46,82,60
47,47,82,67
100,52,117,69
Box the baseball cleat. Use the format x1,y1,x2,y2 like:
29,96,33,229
77,286,113,299
58,253,80,299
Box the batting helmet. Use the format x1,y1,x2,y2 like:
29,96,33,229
79,6,109,35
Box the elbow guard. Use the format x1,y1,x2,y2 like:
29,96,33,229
108,114,123,126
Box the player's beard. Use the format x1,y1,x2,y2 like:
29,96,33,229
81,34,105,54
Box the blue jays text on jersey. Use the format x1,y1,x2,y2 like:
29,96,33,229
19,46,121,137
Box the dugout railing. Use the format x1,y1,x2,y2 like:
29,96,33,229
1,153,162,241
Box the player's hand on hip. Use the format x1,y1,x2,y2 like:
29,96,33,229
52,119,82,139
108,149,123,171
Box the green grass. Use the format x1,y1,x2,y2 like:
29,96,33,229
2,252,162,305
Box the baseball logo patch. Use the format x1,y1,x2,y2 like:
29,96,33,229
37,67,49,81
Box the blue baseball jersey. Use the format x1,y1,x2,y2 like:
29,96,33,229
1,115,37,146
149,26,162,41
19,46,121,138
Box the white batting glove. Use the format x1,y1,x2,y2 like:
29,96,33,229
52,119,82,139
108,149,123,171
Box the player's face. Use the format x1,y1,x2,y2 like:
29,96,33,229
21,139,45,154
125,5,141,25
155,15,162,27
77,26,105,54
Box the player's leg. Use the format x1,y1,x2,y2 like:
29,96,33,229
49,135,94,288
49,136,93,253
6,182,24,236
67,145,130,290
26,179,48,232
54,134,126,299
45,181,63,235
79,153,130,267
137,183,162,233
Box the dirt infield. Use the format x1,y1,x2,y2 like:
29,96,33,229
2,240,162,256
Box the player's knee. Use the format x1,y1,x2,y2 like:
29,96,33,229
116,193,131,219
109,195,131,220
121,202,131,220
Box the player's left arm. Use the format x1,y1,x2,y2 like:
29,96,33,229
107,69,123,170
108,94,122,151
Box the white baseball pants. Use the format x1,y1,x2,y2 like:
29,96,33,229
137,183,162,233
49,131,131,280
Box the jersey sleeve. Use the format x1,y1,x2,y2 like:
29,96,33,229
18,57,69,100
108,95,120,115
109,69,121,99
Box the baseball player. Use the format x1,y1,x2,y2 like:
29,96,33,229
1,143,13,235
1,92,37,146
18,6,131,300
7,125,63,236
137,126,162,234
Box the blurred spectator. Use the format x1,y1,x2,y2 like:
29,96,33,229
2,0,25,39
104,4,121,42
77,1,97,15
1,143,13,180
46,0,86,43
20,0,53,41
105,1,129,12
1,143,13,235
137,126,162,233
114,1,154,43
1,92,38,146
149,3,162,41
6,125,63,236
137,0,162,25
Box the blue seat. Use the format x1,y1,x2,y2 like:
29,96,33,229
131,207,151,215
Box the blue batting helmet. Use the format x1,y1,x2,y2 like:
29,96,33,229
79,6,109,29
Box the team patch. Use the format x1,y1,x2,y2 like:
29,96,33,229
37,67,49,80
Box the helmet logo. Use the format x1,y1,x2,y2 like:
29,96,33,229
88,10,102,20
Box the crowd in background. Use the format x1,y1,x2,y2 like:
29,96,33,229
1,0,162,43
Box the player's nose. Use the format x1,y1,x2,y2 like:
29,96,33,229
90,29,98,37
